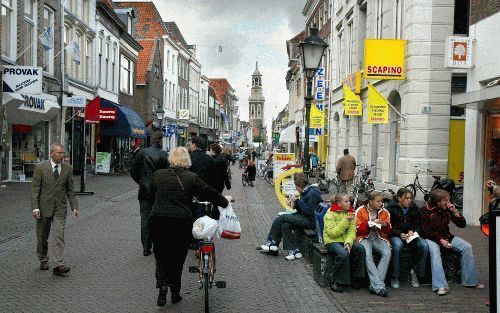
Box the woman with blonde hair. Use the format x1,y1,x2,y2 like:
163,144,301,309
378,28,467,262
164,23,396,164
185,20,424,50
324,193,366,292
149,147,230,306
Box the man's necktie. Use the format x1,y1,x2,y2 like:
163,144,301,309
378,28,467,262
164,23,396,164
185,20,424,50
54,164,60,180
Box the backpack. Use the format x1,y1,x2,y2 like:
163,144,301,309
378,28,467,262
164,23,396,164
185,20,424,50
314,201,330,244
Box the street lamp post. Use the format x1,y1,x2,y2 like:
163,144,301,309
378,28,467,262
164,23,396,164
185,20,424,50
299,24,328,174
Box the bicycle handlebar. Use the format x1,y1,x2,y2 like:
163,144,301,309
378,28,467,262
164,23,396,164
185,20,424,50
192,197,235,205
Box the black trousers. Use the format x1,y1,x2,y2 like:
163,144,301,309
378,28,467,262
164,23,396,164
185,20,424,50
151,217,192,293
325,242,366,285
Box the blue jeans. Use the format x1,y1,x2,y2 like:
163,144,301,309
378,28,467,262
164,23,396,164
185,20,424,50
390,236,429,280
360,235,391,293
325,242,366,285
426,236,479,291
267,213,314,251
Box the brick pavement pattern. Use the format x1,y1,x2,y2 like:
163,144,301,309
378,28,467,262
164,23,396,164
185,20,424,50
0,166,489,312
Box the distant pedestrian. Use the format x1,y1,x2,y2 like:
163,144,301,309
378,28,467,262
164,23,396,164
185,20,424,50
130,131,169,256
149,147,230,306
210,144,231,219
31,143,79,275
336,149,356,194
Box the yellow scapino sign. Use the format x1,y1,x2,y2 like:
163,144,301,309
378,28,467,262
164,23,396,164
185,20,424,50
364,39,406,80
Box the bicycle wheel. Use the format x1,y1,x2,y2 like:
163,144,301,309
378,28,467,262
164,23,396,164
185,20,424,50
453,186,464,209
204,272,210,313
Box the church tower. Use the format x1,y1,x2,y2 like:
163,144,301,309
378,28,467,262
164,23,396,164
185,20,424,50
248,62,265,137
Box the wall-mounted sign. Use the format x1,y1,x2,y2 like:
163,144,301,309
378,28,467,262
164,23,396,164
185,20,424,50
445,36,473,68
316,67,325,101
310,103,325,128
179,109,189,120
63,95,86,107
367,84,389,124
364,39,406,80
343,84,363,116
19,93,58,113
2,66,42,94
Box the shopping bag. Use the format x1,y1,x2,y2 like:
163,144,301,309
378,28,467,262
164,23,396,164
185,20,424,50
192,215,218,239
217,204,241,239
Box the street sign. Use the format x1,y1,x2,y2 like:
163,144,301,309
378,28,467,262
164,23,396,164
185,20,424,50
63,95,87,107
178,110,189,120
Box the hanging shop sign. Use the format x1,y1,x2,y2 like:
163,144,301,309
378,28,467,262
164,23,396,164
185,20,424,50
343,84,363,116
310,103,325,128
367,84,389,124
178,109,189,120
315,67,325,101
445,36,473,68
19,93,58,114
99,108,116,121
364,39,406,80
344,71,362,94
62,95,87,107
2,65,42,94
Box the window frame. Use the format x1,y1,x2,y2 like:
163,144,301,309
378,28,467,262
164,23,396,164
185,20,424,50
23,0,37,66
1,0,17,59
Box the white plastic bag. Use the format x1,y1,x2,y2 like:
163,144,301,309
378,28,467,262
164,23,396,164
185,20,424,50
192,215,218,239
217,204,241,239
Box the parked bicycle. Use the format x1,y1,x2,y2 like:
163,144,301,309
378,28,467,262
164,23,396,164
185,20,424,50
113,152,133,174
350,164,375,208
315,165,339,195
189,198,229,313
404,166,463,209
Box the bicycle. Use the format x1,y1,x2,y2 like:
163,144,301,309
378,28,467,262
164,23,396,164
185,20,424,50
189,198,228,313
113,152,133,174
405,166,433,201
350,165,375,208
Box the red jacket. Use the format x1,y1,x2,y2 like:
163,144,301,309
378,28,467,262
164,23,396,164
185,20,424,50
355,205,392,245
420,203,466,243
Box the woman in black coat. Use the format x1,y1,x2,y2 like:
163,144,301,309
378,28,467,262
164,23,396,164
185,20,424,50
210,144,230,193
149,147,230,306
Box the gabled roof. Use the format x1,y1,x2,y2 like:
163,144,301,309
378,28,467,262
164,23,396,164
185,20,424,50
209,79,233,107
164,22,188,47
114,1,167,84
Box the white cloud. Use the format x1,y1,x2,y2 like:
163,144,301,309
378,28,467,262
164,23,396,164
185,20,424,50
121,0,305,137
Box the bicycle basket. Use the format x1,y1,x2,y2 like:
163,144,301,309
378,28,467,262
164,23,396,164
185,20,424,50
435,178,455,193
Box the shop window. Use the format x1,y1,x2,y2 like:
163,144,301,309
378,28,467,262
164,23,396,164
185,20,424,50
451,75,467,117
453,0,469,35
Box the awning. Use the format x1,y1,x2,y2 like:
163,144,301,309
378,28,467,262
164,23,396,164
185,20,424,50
2,92,60,126
221,112,229,123
99,99,147,139
452,84,500,110
279,124,296,143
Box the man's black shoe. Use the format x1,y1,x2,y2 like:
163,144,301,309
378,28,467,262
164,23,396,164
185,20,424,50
143,249,152,256
376,288,388,297
157,286,167,306
53,265,70,276
171,293,182,304
330,282,344,293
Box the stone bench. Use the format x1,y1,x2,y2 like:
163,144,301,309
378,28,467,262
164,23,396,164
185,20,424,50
311,241,462,288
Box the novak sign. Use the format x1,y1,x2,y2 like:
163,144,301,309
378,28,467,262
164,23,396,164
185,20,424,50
2,66,43,94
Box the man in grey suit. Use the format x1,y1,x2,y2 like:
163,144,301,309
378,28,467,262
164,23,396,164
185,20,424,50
31,143,79,275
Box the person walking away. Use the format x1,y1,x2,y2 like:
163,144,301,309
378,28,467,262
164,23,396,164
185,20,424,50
386,188,429,289
336,149,356,194
356,191,392,297
31,143,79,275
311,153,320,171
130,131,169,256
420,189,484,296
324,193,366,292
187,136,215,186
209,144,230,219
260,172,322,260
149,147,230,306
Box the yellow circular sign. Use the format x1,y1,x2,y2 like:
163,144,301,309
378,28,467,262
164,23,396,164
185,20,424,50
274,167,303,211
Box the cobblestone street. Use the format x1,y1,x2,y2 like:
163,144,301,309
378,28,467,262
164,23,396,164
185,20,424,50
0,165,489,312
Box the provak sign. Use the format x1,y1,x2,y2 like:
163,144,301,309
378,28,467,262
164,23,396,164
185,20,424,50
2,66,43,94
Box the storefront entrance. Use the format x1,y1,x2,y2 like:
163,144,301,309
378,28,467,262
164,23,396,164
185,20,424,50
484,106,500,213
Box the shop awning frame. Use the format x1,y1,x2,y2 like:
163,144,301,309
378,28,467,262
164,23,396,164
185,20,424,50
452,84,500,110
2,92,60,126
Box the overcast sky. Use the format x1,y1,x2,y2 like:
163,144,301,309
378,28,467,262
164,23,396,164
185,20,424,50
122,0,305,137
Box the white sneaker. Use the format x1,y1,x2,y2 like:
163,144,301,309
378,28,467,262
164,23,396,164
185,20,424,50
285,250,302,260
437,287,449,295
260,241,271,251
390,278,400,289
269,244,278,252
410,269,420,288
